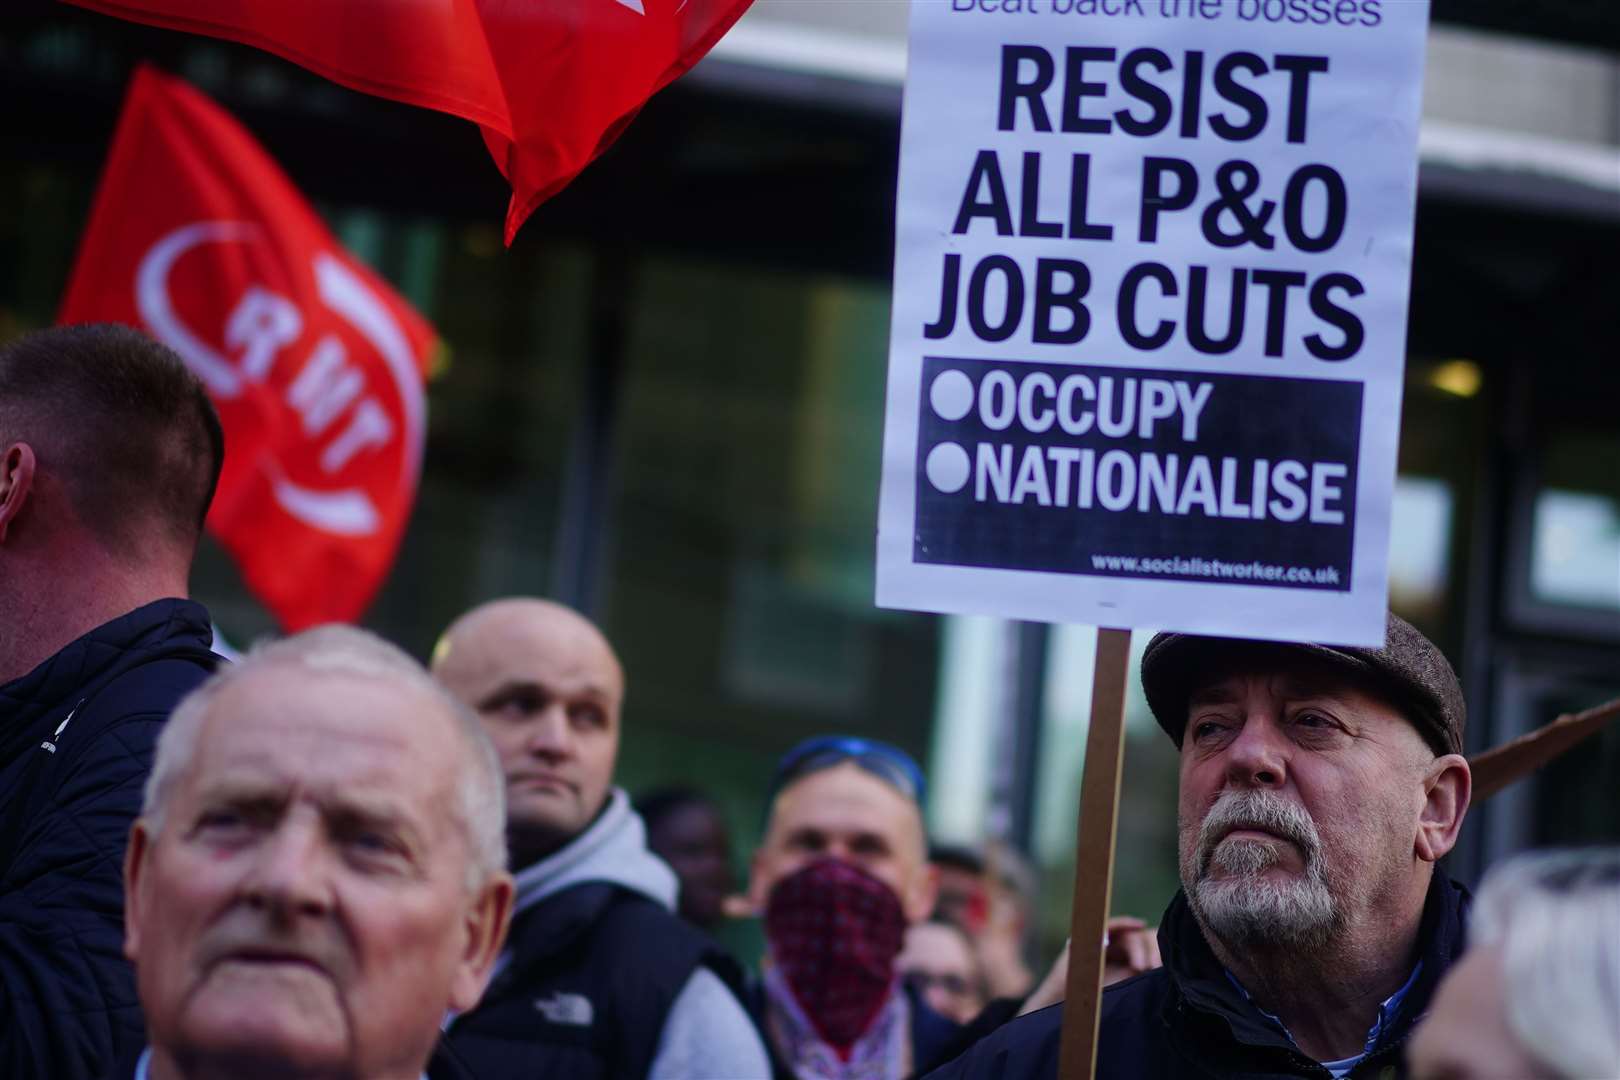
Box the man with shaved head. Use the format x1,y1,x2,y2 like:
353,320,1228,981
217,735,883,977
747,737,952,1078
0,325,223,1076
433,598,769,1080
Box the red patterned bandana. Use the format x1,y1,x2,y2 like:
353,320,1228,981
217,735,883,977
764,858,908,1056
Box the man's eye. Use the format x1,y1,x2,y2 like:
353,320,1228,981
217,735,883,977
195,810,255,836
349,833,396,855
500,696,540,718
484,689,545,719
570,705,605,730
1191,719,1229,741
338,821,400,852
1294,711,1335,730
342,831,409,868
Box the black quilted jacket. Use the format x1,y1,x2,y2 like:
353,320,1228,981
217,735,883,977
0,599,218,1079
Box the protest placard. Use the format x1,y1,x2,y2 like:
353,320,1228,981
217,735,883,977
877,0,1431,649
880,4,1431,1073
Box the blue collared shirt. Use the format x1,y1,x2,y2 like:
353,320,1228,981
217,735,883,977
1224,961,1423,1079
134,1047,430,1080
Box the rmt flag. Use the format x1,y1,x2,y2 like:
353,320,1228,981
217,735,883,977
65,0,755,243
59,66,437,630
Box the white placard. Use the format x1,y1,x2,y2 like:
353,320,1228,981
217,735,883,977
877,0,1429,646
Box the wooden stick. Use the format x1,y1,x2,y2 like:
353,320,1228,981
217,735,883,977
1469,696,1620,802
1057,627,1133,1080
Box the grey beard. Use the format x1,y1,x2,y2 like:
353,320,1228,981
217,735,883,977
1182,790,1343,950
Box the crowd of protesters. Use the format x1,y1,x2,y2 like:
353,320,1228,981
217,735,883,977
1,322,1616,1080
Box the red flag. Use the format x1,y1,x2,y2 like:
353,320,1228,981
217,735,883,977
59,65,437,631
65,0,755,243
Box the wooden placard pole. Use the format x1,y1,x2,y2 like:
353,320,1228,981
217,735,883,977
1057,627,1133,1080
1469,696,1620,801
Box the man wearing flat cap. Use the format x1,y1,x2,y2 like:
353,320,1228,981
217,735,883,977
928,613,1473,1080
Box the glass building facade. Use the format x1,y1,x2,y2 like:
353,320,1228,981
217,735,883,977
3,1,1616,965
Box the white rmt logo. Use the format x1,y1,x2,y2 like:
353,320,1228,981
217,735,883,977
135,221,426,538
533,991,594,1027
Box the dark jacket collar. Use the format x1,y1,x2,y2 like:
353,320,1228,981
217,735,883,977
0,599,214,750
1157,869,1471,1066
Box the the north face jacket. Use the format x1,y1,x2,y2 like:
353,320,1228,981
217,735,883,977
0,599,218,1078
925,870,1470,1080
448,789,771,1079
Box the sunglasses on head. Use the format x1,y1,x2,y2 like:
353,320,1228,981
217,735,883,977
768,735,927,806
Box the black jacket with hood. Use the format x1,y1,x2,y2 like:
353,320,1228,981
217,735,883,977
0,599,218,1078
925,870,1470,1080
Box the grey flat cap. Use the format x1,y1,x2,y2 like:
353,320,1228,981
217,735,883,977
1141,612,1465,757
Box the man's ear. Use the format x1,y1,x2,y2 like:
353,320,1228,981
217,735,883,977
904,860,941,925
0,442,37,546
449,872,515,1013
123,819,154,963
1415,754,1471,863
744,849,771,918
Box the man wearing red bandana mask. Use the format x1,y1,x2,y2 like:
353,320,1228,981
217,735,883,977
746,737,954,1079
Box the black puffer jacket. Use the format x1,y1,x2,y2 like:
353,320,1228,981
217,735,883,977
450,881,745,1080
925,871,1470,1080
0,599,218,1078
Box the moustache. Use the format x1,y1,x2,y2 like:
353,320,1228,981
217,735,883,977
1194,789,1322,878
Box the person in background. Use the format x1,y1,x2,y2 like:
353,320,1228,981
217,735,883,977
746,736,955,1079
931,841,1161,998
1409,846,1620,1080
930,843,1038,1001
747,736,1166,1079
899,919,989,1025
928,613,1474,1080
0,324,224,1077
432,597,770,1080
112,625,513,1080
637,786,735,933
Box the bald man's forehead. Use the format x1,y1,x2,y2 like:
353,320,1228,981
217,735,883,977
435,600,623,698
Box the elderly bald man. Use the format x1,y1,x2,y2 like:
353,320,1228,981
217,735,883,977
432,598,769,1080
113,625,513,1080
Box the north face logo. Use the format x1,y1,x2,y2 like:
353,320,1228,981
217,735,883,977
39,703,83,755
533,991,593,1027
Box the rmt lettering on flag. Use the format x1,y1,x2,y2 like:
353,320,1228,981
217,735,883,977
59,66,438,629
